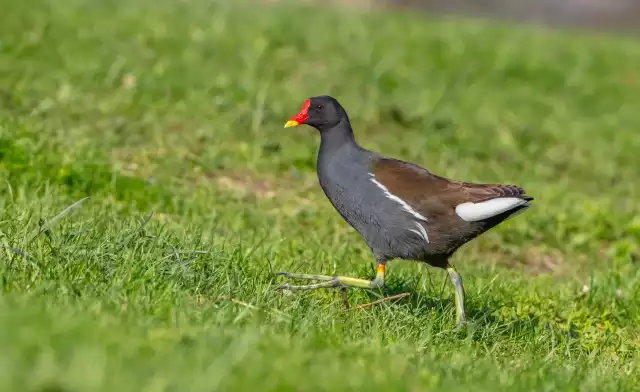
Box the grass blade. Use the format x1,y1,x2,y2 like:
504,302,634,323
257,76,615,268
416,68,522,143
26,197,89,244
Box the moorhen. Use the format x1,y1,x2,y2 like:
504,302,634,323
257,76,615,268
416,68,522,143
277,95,533,328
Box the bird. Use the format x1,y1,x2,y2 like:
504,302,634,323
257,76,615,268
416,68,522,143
276,95,533,328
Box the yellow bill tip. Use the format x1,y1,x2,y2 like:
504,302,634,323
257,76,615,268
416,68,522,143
284,120,299,128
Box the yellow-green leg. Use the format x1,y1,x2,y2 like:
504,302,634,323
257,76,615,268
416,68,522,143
277,264,385,291
446,265,466,329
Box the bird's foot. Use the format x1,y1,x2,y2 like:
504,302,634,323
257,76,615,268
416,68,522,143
276,268,385,291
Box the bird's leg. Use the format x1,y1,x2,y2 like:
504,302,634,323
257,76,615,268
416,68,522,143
277,263,385,291
446,265,466,329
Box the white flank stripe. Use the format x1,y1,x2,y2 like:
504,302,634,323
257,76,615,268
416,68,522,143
409,226,429,242
369,174,429,243
455,197,529,222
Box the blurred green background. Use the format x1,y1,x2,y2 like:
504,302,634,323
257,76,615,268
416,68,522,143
1,0,639,390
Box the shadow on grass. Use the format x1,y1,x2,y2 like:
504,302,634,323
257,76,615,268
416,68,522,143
352,279,554,339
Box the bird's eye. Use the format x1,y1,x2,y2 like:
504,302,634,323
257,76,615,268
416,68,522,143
316,104,324,110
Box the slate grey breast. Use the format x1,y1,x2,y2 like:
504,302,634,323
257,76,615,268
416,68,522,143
278,95,534,328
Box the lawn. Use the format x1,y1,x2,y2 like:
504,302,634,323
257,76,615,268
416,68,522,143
1,0,640,390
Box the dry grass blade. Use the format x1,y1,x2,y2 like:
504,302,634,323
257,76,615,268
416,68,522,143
340,287,350,309
349,292,410,311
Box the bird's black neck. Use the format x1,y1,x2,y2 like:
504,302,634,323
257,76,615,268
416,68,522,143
318,117,358,152
317,118,364,176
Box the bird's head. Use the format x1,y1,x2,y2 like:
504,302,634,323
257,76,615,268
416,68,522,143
284,96,345,131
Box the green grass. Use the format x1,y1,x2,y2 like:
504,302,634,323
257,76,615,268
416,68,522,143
1,0,640,390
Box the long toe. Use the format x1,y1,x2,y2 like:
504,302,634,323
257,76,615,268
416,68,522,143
275,272,337,282
277,280,341,291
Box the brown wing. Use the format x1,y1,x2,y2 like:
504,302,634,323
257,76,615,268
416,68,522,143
370,158,532,216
